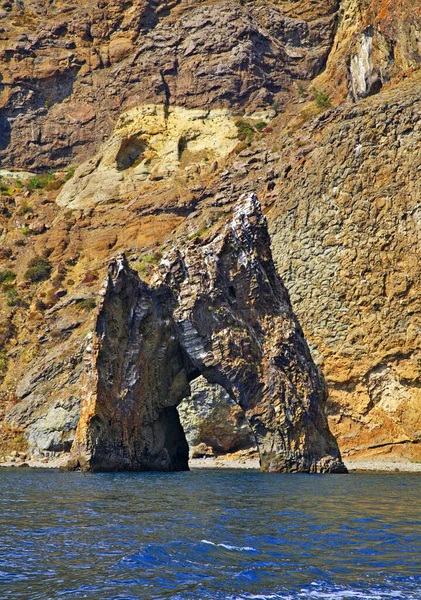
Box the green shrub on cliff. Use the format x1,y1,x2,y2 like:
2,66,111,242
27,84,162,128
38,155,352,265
65,167,76,181
26,171,56,191
6,288,19,307
0,269,16,285
0,178,10,194
255,121,267,132
78,298,97,311
235,119,255,143
312,88,331,109
24,256,52,283
135,252,162,279
0,349,7,374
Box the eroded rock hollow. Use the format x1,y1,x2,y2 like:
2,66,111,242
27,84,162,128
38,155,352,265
70,194,346,473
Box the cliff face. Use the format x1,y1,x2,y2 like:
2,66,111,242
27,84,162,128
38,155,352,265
268,74,421,461
0,0,338,169
314,0,421,102
70,195,345,472
0,0,420,468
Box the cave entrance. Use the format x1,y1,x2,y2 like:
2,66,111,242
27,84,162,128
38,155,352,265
73,255,262,473
116,136,147,171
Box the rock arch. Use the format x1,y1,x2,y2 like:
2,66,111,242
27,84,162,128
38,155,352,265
70,194,346,473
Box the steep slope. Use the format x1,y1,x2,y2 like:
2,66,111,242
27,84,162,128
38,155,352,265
268,74,421,462
314,0,421,101
0,0,338,169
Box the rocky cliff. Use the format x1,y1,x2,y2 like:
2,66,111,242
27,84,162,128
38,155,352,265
0,0,420,468
69,194,345,472
0,0,338,169
269,76,421,462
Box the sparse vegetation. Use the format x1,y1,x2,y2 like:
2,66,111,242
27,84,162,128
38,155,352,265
311,87,331,109
135,252,162,278
78,298,97,310
6,288,19,307
24,256,52,283
26,171,56,191
17,200,33,216
187,226,211,241
26,176,43,191
297,83,309,99
0,349,7,374
65,167,76,181
0,179,10,194
254,121,267,132
235,119,255,143
0,269,16,285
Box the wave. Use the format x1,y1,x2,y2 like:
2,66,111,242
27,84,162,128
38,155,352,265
201,539,257,552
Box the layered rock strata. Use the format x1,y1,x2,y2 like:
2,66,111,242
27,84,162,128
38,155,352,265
1,1,420,468
269,75,421,461
70,194,345,472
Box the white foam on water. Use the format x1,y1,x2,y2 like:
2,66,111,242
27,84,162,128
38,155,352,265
228,587,416,600
236,595,280,600
297,588,409,600
200,539,256,552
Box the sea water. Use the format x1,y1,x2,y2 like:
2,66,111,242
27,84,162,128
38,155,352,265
0,468,420,600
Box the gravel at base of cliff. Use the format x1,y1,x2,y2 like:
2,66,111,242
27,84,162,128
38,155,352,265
344,460,421,472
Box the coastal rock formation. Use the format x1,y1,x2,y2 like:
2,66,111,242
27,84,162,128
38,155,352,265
70,194,345,472
1,0,421,469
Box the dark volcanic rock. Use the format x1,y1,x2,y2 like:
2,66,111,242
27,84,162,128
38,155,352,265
70,194,346,473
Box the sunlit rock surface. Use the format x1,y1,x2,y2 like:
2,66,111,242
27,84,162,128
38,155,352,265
177,376,256,456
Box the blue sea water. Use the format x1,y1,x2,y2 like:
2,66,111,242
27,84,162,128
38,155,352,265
0,468,420,600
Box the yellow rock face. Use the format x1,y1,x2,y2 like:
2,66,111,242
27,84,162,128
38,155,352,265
57,105,241,209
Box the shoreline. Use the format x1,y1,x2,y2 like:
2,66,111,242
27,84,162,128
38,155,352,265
343,459,421,472
1,456,421,472
190,457,421,472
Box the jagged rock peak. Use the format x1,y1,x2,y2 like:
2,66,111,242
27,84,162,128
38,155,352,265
70,194,346,473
